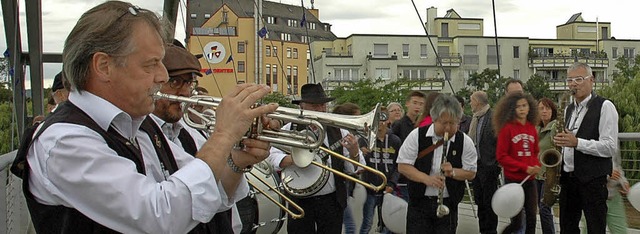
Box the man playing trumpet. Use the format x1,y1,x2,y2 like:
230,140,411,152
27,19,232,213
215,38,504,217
397,94,477,234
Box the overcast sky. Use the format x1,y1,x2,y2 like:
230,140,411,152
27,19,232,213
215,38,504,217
2,0,639,89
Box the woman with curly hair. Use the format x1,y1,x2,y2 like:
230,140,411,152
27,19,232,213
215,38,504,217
492,92,541,234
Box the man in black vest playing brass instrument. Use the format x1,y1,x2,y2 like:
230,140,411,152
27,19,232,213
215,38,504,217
554,62,618,234
10,2,279,233
397,94,477,234
266,83,365,234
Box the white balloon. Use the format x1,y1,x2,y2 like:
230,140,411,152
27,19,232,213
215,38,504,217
628,182,640,211
381,193,408,233
491,183,525,218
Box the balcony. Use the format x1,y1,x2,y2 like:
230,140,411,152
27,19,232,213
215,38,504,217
400,78,445,91
366,54,398,60
192,26,237,36
437,53,462,67
321,79,356,91
546,79,610,91
529,53,609,68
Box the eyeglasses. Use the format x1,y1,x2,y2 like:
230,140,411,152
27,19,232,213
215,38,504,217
168,76,198,90
106,6,142,33
566,75,592,84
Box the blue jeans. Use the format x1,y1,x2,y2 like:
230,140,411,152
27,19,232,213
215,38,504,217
359,194,390,234
344,198,356,234
536,179,556,234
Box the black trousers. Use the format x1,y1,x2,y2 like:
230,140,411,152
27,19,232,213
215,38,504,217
501,179,538,234
406,196,459,234
472,166,500,234
286,192,343,234
559,173,608,234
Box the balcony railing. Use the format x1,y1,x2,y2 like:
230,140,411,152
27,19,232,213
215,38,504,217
400,78,445,91
436,53,462,67
529,53,609,68
546,80,610,91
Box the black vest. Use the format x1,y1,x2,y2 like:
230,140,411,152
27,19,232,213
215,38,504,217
10,102,215,233
175,125,234,234
564,95,613,183
407,126,465,206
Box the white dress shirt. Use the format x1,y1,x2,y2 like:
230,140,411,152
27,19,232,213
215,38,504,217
27,91,242,234
396,125,477,197
150,114,245,234
562,94,619,172
267,122,365,196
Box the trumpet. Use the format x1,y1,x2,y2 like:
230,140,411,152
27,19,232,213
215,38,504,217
154,92,380,154
436,132,450,218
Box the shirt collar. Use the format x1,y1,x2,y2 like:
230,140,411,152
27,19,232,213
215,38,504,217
68,90,144,139
425,124,456,143
576,93,593,108
150,114,184,141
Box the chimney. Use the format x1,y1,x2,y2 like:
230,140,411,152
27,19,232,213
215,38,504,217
426,7,437,35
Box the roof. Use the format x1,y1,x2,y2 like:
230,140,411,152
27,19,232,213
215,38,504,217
189,0,336,42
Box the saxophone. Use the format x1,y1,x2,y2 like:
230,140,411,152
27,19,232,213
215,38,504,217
436,132,450,218
539,89,575,207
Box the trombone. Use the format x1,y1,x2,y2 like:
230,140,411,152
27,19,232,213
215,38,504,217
245,162,305,219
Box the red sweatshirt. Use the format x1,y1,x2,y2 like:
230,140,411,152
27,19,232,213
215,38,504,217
496,120,540,181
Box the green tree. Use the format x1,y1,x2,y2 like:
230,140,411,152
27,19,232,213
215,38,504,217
465,68,508,105
329,78,419,112
525,74,552,100
262,92,296,108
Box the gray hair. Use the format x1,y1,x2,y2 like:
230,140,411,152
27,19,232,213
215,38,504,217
387,102,404,112
63,1,168,92
430,94,463,122
472,91,489,105
567,62,593,76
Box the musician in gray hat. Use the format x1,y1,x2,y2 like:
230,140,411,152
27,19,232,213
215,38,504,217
267,83,365,234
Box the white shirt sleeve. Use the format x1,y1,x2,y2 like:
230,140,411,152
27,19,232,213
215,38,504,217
460,133,478,172
396,128,420,165
575,100,619,158
27,123,221,234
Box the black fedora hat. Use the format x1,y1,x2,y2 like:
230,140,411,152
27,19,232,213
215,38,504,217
292,83,335,104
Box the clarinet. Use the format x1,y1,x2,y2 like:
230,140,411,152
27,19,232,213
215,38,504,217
436,132,450,218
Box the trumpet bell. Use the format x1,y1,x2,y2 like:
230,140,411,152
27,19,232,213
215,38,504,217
491,183,525,218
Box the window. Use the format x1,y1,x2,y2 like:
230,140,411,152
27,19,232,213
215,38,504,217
402,44,410,58
238,61,245,73
238,41,245,53
513,46,520,58
286,48,292,58
273,46,278,57
624,47,635,58
334,68,359,81
438,46,449,56
420,44,428,58
190,13,197,19
401,68,428,80
293,66,299,94
373,44,388,57
280,33,291,41
514,69,520,79
487,45,501,65
293,48,298,59
265,46,271,57
307,49,311,60
375,68,390,80
441,23,449,37
287,19,298,27
286,66,292,95
308,23,316,30
265,65,271,86
442,69,451,80
612,47,618,58
266,16,275,24
300,35,309,43
204,14,211,19
463,45,479,65
532,47,553,57
222,11,228,23
272,65,278,87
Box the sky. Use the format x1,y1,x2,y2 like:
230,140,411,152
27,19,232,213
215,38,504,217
2,0,640,89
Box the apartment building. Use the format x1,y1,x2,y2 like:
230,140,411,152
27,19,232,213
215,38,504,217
186,0,336,96
314,9,640,94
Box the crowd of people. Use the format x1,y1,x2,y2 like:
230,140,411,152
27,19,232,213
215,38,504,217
12,1,629,234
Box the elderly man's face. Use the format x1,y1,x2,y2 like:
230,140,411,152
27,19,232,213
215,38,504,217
433,112,459,138
567,66,594,102
506,82,523,94
300,102,327,112
153,73,197,123
107,22,168,118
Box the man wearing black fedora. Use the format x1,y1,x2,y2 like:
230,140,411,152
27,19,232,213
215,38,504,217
266,83,366,234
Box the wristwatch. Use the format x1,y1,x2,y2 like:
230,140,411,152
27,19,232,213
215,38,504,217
227,155,253,173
